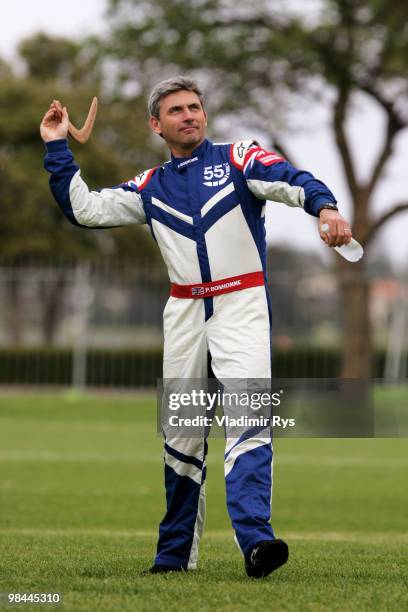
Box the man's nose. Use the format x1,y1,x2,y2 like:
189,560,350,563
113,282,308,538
182,108,194,121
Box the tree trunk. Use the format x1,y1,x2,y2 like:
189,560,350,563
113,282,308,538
336,257,372,378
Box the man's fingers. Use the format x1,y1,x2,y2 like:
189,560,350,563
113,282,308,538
320,230,330,245
52,107,63,120
333,222,343,247
42,108,58,126
320,222,336,246
320,213,354,249
321,223,353,247
342,227,352,245
335,223,352,247
48,100,62,120
53,99,63,112
321,221,341,247
45,100,66,124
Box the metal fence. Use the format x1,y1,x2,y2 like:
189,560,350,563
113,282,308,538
0,259,407,388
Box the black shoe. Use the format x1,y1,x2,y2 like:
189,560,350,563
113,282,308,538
245,539,289,578
143,564,185,575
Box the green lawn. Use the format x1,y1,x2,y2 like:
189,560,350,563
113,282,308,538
0,392,407,611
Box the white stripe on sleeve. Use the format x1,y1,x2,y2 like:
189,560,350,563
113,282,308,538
69,170,146,226
247,178,305,208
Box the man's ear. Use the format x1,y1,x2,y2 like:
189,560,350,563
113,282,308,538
149,116,162,136
204,110,208,127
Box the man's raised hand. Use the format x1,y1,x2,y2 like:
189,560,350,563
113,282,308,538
40,100,69,143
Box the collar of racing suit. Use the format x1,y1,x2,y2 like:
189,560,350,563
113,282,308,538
170,138,210,172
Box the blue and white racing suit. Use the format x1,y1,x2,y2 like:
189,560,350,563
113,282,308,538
44,137,337,569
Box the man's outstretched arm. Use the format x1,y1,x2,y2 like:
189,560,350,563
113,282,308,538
41,101,146,228
236,142,351,248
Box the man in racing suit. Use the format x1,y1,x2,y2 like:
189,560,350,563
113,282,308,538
40,76,351,578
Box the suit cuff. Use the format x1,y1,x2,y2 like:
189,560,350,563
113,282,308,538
317,202,339,216
44,139,69,153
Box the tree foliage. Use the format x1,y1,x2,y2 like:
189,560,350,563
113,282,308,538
0,33,161,262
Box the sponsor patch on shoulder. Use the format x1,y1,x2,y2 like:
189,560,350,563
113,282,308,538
254,150,284,166
127,167,157,190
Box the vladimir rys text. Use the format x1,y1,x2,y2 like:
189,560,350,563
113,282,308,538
167,414,295,428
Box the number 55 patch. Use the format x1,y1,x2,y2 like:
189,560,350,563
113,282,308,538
203,163,231,187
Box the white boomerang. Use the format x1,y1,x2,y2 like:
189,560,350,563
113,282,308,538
67,97,98,144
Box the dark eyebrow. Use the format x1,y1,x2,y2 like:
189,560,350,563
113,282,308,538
167,103,201,113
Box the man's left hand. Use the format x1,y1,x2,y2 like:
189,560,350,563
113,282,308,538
318,209,352,247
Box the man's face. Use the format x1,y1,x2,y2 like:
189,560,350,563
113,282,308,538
149,90,207,153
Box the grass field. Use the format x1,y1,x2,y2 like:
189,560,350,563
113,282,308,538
0,391,407,611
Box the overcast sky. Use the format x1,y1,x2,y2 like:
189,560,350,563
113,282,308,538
1,1,407,270
0,0,106,59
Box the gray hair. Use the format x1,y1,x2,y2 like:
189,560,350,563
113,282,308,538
148,76,204,119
